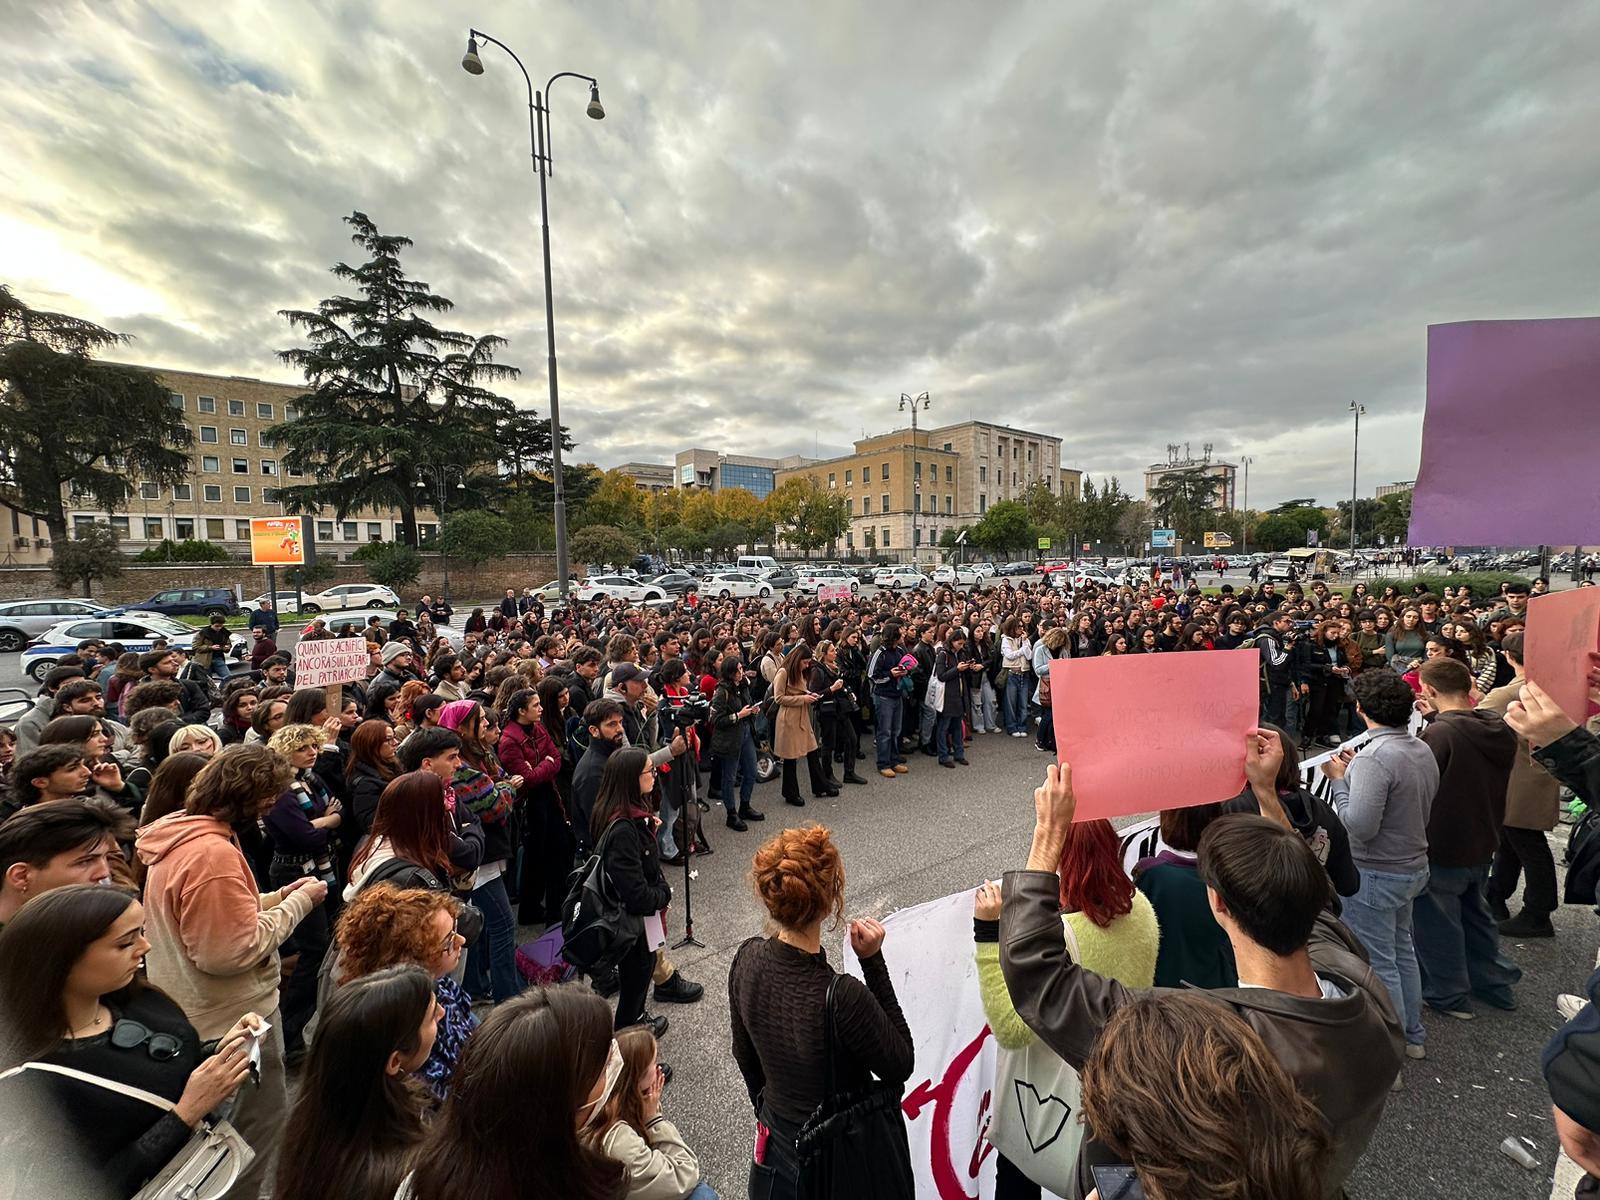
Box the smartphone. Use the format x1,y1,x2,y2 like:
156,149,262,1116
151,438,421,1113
1090,1164,1145,1199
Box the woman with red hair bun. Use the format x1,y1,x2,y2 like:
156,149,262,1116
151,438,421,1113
971,819,1159,1198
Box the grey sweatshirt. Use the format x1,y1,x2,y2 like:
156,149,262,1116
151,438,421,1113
1327,726,1440,873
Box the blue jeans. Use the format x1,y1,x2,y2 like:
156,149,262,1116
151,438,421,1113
934,710,966,763
657,786,680,859
1341,864,1430,1044
463,873,522,1004
719,727,759,812
874,692,904,770
971,676,999,733
1413,863,1522,1013
1003,673,1030,734
687,1185,718,1200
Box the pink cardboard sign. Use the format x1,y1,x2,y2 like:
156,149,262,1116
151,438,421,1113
1524,588,1600,724
1049,650,1259,822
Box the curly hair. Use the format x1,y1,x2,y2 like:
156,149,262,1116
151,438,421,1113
1080,992,1333,1200
334,885,459,983
750,824,845,931
268,723,325,758
185,744,294,825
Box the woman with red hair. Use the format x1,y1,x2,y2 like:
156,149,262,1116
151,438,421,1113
972,819,1159,1199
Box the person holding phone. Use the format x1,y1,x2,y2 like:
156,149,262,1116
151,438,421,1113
771,643,833,806
709,657,767,831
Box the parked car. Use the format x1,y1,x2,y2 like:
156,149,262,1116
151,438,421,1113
0,599,112,653
764,567,799,591
527,579,580,604
291,584,402,613
971,562,996,578
1262,558,1298,582
21,614,198,680
930,564,981,586
574,575,668,603
246,591,305,613
704,572,773,599
650,572,700,596
994,561,1035,577
109,588,243,620
1069,567,1119,590
850,564,882,583
795,566,860,595
873,566,930,590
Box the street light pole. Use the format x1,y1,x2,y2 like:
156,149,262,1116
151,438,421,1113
1349,402,1365,551
1239,455,1252,556
463,30,605,600
899,391,929,565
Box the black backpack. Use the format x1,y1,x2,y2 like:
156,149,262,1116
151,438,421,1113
560,820,644,972
1564,807,1600,909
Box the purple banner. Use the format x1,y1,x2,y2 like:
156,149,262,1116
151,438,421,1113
1409,317,1600,547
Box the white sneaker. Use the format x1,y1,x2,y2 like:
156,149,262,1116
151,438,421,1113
1405,1043,1426,1060
1557,994,1587,1022
1011,731,1026,738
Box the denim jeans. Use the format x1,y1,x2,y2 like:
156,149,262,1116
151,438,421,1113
874,692,904,769
719,727,759,812
972,676,999,733
934,710,966,763
657,787,680,859
918,699,937,749
1003,673,1030,734
1413,863,1522,1012
463,873,523,1004
1341,864,1430,1044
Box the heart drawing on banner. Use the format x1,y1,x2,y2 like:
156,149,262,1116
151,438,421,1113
1013,1079,1072,1154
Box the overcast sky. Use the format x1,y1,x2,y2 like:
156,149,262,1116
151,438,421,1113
4,1,1598,508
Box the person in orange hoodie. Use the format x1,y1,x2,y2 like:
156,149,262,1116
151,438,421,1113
136,744,328,1200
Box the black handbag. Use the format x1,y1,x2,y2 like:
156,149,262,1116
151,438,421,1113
794,975,916,1200
559,820,644,972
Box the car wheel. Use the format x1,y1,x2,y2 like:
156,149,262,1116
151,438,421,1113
27,657,58,680
720,589,732,600
205,607,230,620
0,629,24,652
301,603,322,614
645,591,664,601
759,587,771,598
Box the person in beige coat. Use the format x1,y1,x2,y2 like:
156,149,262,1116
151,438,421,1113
591,1027,710,1199
1479,631,1560,938
771,642,834,807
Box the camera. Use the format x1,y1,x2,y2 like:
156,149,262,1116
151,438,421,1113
662,694,710,732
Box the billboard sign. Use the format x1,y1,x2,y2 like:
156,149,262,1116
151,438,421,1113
1203,531,1234,548
1151,529,1176,549
250,517,305,566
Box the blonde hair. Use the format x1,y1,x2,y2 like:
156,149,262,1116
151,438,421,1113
167,723,223,755
268,722,325,758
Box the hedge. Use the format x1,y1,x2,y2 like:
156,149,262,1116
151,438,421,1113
1365,572,1531,598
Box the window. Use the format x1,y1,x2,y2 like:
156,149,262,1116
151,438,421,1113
914,493,922,514
862,495,872,515
229,428,247,445
205,519,225,539
263,488,280,504
417,523,437,542
317,520,334,541
168,392,185,410
284,404,298,420
172,484,192,501
233,486,250,502
197,395,215,413
915,527,922,546
845,469,853,485
1013,446,1019,459
880,463,889,482
201,455,219,473
979,465,987,483
227,399,245,416
234,520,251,540
914,461,922,480
257,402,273,419
1028,446,1034,462
827,473,835,489
232,458,248,474
945,465,953,482
979,494,987,513
944,495,953,514
943,442,952,451
342,522,358,541
203,484,222,502
844,497,853,515
200,426,218,444
139,481,159,500
367,522,383,541
174,518,195,539
261,459,278,475
71,515,94,535
881,527,890,547
845,530,854,549
259,432,275,449
143,518,164,539
1013,473,1019,487
287,463,303,478
110,516,129,537
880,493,889,514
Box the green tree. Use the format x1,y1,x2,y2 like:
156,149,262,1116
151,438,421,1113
0,285,193,548
497,409,574,488
707,521,749,558
571,524,640,567
971,500,1031,555
500,493,554,553
290,558,338,591
359,542,423,589
1147,467,1216,546
267,212,518,547
50,522,124,597
136,539,232,563
1253,506,1325,552
764,477,848,558
579,470,647,530
437,510,514,566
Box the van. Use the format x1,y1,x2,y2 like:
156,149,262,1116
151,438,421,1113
737,555,778,575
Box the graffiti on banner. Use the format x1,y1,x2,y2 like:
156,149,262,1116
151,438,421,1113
292,637,370,690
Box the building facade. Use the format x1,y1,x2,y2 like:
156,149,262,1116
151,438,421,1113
1143,446,1238,510
615,462,675,493
59,367,441,558
1375,480,1416,499
925,420,1079,517
674,448,816,500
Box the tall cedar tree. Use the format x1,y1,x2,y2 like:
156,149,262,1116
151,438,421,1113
0,285,192,548
267,212,518,547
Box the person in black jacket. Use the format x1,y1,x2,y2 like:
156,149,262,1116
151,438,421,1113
931,630,976,768
809,640,866,788
345,719,400,836
571,699,626,855
709,658,766,830
590,747,672,1037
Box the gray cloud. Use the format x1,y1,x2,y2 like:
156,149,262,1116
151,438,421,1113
3,0,1599,507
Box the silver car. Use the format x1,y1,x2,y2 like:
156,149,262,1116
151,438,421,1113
0,598,111,652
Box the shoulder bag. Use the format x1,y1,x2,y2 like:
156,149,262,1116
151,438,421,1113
559,819,645,972
793,975,916,1200
0,1061,253,1200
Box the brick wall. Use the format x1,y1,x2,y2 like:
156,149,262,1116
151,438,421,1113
0,554,559,605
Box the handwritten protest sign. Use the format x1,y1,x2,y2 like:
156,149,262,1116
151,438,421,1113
1410,317,1600,546
1049,650,1258,822
818,583,853,603
292,637,370,691
1525,588,1600,724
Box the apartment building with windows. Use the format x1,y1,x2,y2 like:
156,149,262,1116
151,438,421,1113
616,462,675,493
673,448,819,500
926,420,1080,517
62,366,439,556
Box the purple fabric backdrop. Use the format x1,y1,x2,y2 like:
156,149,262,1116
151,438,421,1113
1409,317,1600,546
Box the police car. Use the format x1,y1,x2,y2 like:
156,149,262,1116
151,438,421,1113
20,614,199,680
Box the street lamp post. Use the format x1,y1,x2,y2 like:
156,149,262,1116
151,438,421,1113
419,464,466,603
899,391,929,564
462,29,605,600
1349,402,1365,551
1239,455,1252,556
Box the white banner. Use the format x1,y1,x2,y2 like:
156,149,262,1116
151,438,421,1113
842,890,1067,1200
292,636,370,690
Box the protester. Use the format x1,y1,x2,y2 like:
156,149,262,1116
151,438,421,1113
590,1025,716,1199
771,642,832,806
868,622,911,777
497,686,569,925
344,767,482,900
708,657,766,830
347,717,402,835
1133,803,1237,989
729,824,913,1197
0,798,125,927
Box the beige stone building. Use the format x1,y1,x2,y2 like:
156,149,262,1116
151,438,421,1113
926,420,1080,517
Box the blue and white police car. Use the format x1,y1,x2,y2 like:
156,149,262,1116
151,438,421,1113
20,614,199,680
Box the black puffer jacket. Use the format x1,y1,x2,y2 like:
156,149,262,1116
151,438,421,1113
598,814,672,917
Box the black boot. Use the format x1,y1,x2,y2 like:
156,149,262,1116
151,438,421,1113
739,803,766,821
726,811,749,831
842,772,869,785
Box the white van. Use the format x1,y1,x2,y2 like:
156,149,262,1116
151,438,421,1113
737,555,778,575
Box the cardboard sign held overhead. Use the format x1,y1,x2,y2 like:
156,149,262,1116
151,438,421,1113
293,637,370,691
1524,588,1600,724
1049,650,1259,822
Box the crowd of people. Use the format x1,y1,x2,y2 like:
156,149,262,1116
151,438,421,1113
0,565,1595,1199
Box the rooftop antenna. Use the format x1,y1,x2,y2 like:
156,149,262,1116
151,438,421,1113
1202,442,1213,462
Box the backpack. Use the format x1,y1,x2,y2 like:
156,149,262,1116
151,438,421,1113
359,855,485,944
1563,807,1600,908
560,820,645,972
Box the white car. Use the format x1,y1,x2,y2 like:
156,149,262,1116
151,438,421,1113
795,567,859,595
298,584,402,613
1262,559,1299,582
930,564,981,586
1066,568,1119,590
574,575,668,603
704,572,773,600
0,598,112,652
971,562,996,578
873,566,930,590
21,614,197,680
247,591,305,612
